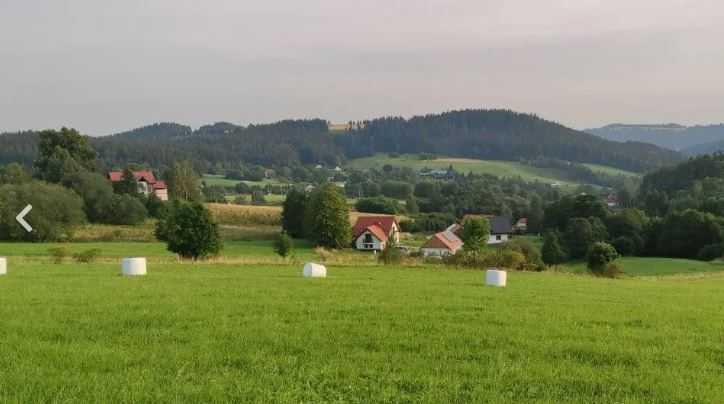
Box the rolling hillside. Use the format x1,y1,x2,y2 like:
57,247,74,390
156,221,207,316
347,154,639,188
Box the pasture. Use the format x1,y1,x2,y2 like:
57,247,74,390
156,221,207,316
347,154,640,187
0,257,722,403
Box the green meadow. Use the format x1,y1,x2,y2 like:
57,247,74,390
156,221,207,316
347,154,639,187
0,258,723,403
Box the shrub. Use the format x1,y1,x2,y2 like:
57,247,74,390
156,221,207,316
304,184,351,249
103,194,148,225
503,240,545,271
355,197,401,214
156,201,222,259
587,242,619,273
49,247,69,264
378,240,404,265
399,219,418,233
612,236,636,257
697,244,724,261
461,217,490,252
73,248,101,263
0,181,86,241
274,232,293,258
542,231,567,266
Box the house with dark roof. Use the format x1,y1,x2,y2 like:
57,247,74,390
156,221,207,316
457,215,513,245
352,216,400,251
420,230,463,257
488,216,512,244
107,170,168,201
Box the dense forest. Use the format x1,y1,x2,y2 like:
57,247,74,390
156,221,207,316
0,109,682,173
336,110,681,172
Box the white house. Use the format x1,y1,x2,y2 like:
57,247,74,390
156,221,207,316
352,216,400,251
488,216,513,244
108,170,168,201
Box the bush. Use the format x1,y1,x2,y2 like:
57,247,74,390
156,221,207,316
103,194,148,225
304,184,351,249
612,236,636,257
380,180,413,199
542,231,567,266
274,232,293,258
0,181,86,241
444,249,527,271
156,201,222,259
73,248,101,263
587,242,619,273
355,197,401,214
48,247,69,264
399,219,418,233
697,244,724,261
378,240,404,265
503,240,545,271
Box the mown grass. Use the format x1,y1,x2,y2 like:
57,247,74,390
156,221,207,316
562,256,724,277
0,263,722,403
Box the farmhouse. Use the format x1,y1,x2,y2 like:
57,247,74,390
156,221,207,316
108,170,168,201
420,229,463,257
513,218,528,234
457,215,513,245
353,216,400,251
488,216,512,244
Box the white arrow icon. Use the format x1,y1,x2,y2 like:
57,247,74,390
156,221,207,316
16,204,33,233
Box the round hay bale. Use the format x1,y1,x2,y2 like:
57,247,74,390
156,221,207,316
303,263,327,278
0,257,6,276
122,257,147,276
485,268,507,287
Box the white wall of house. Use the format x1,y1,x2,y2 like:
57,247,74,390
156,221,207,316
355,232,385,251
421,247,454,257
487,234,509,245
154,189,169,201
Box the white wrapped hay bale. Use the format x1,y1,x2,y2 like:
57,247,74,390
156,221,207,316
122,257,147,276
303,263,327,278
0,257,6,276
485,268,507,287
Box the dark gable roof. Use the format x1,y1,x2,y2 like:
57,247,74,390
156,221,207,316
489,216,512,234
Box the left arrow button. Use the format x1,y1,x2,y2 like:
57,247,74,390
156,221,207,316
16,204,33,232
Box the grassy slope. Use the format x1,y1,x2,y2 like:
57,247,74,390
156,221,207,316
562,257,724,277
348,155,639,186
0,263,722,403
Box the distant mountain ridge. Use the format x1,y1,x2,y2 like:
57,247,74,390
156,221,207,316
0,109,683,173
587,123,724,151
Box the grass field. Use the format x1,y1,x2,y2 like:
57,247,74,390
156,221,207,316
348,155,640,187
202,175,285,188
562,256,724,277
0,261,723,403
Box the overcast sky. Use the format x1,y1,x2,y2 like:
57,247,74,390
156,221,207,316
1,0,723,135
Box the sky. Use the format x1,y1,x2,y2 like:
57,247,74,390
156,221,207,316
1,0,723,135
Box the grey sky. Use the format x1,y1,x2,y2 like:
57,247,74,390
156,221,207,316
1,0,723,135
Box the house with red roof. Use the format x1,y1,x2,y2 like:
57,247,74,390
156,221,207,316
107,170,168,201
420,230,463,257
352,215,400,251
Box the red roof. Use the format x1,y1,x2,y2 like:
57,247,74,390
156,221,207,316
152,181,167,190
353,216,398,238
108,170,157,183
364,224,389,242
421,231,463,251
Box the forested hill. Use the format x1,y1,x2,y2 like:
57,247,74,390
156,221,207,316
0,109,682,172
587,123,724,151
336,110,682,172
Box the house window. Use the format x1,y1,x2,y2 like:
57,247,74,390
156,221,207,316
364,234,373,243
496,235,501,241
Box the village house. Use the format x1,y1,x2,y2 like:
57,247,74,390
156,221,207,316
488,216,513,244
454,215,513,245
420,227,464,257
107,170,168,201
352,216,400,251
513,218,528,234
